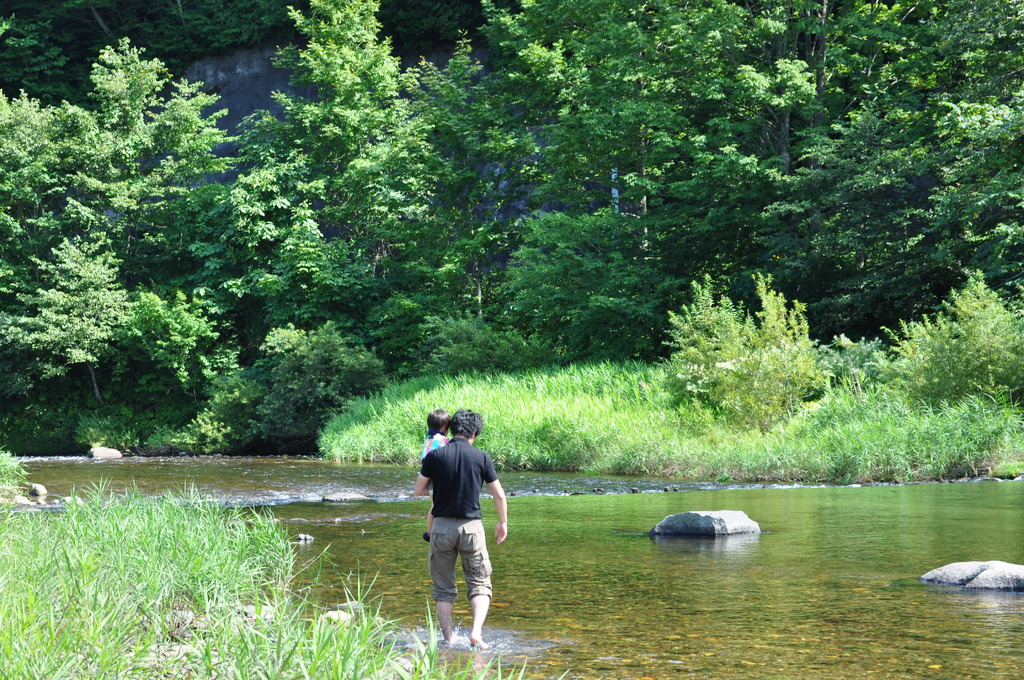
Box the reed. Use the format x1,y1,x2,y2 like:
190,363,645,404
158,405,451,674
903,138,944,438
320,362,680,474
0,448,25,496
642,388,1023,483
320,366,1024,483
0,489,522,679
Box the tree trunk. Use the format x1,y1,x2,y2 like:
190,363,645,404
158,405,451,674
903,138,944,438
166,0,187,25
87,363,105,405
473,262,483,320
779,110,792,174
87,4,114,39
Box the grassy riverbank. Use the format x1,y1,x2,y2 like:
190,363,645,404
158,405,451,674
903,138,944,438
319,364,1024,483
0,489,517,679
0,448,25,495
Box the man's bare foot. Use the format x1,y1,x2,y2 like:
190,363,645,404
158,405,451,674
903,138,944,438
469,634,490,650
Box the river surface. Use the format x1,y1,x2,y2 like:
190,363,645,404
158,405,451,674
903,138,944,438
21,456,1024,679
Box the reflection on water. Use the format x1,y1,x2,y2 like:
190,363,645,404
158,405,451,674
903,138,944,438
650,532,762,556
20,456,1024,679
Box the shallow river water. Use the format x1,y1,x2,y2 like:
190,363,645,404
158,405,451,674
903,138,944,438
21,456,1024,679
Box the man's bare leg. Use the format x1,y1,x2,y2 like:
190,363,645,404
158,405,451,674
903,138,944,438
469,594,490,648
436,600,454,643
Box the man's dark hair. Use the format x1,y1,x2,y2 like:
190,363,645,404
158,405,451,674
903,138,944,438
449,409,484,438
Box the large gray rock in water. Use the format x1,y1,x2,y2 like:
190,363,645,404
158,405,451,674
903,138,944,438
89,447,123,460
649,510,760,537
921,561,1024,591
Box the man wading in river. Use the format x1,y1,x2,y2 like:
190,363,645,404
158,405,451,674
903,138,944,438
414,409,508,648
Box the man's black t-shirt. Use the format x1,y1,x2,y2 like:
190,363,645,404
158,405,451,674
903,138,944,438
420,437,498,519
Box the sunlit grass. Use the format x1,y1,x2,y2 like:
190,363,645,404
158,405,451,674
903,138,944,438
0,488,524,679
692,389,1023,483
0,448,25,495
321,365,1024,483
320,362,680,474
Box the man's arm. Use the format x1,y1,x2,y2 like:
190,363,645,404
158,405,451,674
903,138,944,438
487,479,508,544
414,474,431,497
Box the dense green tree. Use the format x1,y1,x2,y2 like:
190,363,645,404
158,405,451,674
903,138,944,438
3,0,1024,452
504,213,671,361
76,40,232,268
0,92,76,298
122,291,234,396
379,0,483,50
0,0,300,105
761,0,1024,336
933,93,1024,286
485,0,748,357
0,39,232,297
209,0,427,343
0,237,130,405
368,41,536,350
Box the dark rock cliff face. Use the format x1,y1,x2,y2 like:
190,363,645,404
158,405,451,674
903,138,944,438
182,42,487,147
394,45,489,73
183,43,312,151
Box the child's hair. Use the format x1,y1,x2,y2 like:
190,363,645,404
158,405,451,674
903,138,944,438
427,409,451,431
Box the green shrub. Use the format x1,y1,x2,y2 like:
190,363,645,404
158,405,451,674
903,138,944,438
419,316,552,375
164,323,389,455
886,275,1024,404
665,275,825,431
258,323,387,449
816,335,888,391
74,409,140,450
122,290,237,394
178,372,267,454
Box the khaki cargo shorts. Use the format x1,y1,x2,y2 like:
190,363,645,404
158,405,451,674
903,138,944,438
429,517,492,602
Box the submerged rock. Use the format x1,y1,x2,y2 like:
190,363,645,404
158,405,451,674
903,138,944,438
921,561,1024,591
649,510,761,537
323,492,369,502
238,604,275,622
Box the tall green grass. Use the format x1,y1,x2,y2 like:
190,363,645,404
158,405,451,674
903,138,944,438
320,365,1024,483
0,448,25,494
0,489,521,679
685,389,1023,483
320,362,681,474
